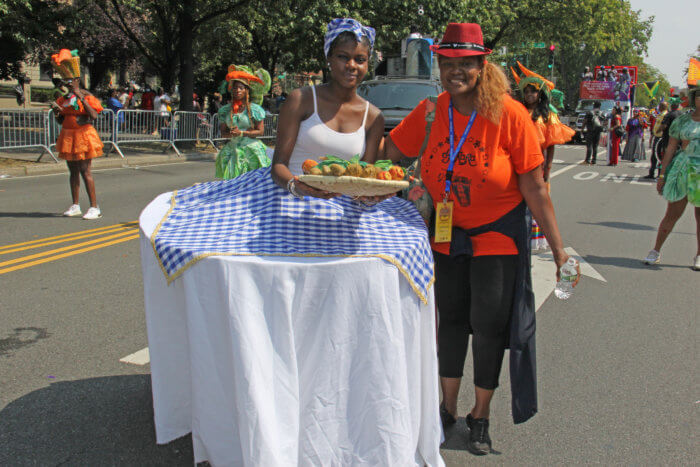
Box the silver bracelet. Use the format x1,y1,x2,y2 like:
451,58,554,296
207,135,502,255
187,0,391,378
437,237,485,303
286,178,303,199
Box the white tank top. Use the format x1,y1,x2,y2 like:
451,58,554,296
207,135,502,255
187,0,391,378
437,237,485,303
287,85,369,175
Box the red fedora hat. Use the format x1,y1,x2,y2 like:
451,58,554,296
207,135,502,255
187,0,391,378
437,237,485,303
430,23,492,57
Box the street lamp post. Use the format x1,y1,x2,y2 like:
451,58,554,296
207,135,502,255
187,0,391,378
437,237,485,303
86,53,94,89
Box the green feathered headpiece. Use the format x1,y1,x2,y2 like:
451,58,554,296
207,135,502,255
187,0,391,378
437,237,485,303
518,76,551,96
549,89,565,114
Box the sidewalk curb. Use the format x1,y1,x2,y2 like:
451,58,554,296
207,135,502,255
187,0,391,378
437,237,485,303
1,152,216,178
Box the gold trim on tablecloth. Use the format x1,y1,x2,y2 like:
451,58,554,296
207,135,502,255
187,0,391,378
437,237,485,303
149,191,435,304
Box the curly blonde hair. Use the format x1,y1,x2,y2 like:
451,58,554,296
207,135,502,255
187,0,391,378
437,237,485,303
474,58,510,124
438,55,511,124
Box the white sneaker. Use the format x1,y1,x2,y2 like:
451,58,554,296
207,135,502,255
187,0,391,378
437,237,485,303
82,206,102,220
693,255,700,271
643,249,660,265
63,204,82,217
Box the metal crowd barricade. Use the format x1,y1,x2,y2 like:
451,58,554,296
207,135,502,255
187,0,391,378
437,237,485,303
210,113,226,146
172,111,216,150
114,109,180,156
210,112,278,146
0,108,58,162
92,109,125,158
260,114,278,143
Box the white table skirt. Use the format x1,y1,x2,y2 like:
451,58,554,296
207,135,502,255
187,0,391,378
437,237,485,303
140,192,444,466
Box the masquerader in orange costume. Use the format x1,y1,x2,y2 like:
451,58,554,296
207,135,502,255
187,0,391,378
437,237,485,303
512,62,575,250
512,62,575,180
50,49,104,220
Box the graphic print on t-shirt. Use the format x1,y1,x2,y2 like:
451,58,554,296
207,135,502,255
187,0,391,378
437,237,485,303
425,135,489,207
452,175,471,206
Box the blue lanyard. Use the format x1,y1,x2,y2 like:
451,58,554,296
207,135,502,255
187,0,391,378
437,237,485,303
445,100,477,199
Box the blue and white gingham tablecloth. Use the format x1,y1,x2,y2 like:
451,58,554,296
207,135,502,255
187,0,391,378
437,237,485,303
150,168,435,303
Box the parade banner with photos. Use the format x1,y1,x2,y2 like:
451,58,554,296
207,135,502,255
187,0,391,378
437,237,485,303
580,81,616,100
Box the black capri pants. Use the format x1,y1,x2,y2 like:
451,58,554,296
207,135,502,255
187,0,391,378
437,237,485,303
435,252,517,390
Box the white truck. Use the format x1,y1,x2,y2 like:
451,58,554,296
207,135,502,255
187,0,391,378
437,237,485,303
570,99,631,143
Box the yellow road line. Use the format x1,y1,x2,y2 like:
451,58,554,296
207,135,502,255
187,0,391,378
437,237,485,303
0,224,138,256
0,229,138,268
0,221,138,252
0,233,140,275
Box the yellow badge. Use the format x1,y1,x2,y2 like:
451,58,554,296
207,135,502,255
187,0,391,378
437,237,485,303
434,201,454,243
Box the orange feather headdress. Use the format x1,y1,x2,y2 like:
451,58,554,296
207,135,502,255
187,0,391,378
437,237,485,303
511,61,555,92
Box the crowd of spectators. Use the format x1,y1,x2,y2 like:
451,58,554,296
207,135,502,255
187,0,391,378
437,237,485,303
96,81,287,118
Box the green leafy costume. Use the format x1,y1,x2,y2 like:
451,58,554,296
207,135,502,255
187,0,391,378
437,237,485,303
214,103,271,180
663,112,700,206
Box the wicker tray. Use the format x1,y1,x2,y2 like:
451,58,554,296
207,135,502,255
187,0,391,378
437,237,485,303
298,175,409,197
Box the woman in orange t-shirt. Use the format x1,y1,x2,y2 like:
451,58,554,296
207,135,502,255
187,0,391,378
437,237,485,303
384,23,576,454
50,49,104,219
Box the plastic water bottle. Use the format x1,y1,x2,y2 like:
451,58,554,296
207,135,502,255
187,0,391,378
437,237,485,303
554,258,579,300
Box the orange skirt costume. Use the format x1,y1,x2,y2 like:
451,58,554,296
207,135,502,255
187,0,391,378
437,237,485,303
55,95,104,161
533,112,576,149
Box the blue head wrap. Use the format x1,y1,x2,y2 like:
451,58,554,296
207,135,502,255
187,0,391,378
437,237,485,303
324,18,376,58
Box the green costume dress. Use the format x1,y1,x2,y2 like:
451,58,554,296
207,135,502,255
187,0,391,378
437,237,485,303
214,103,271,179
663,112,700,206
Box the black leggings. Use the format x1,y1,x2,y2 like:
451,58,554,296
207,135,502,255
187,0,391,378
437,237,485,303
435,252,517,390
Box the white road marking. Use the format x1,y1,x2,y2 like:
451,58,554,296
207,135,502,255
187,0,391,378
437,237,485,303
119,347,150,365
630,175,653,185
532,252,559,310
600,173,626,183
532,247,607,310
573,171,598,181
550,163,581,178
564,247,607,283
0,160,205,180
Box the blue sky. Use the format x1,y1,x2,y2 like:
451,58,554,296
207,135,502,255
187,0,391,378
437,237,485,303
629,0,697,87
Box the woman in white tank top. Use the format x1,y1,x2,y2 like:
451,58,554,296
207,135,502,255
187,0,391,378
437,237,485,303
271,29,384,199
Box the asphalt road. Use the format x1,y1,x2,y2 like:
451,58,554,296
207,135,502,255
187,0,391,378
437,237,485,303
0,146,697,465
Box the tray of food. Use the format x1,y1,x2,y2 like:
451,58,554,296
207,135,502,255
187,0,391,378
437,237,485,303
298,156,409,197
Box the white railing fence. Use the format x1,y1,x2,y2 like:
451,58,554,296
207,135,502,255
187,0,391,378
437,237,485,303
210,113,278,146
172,111,216,150
0,108,279,163
0,109,57,162
114,109,180,156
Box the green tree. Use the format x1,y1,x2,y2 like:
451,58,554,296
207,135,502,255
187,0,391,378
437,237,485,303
631,62,670,108
0,0,140,89
93,0,250,110
0,0,71,80
449,0,653,108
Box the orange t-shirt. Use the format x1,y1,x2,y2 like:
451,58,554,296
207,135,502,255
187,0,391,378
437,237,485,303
390,92,543,256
